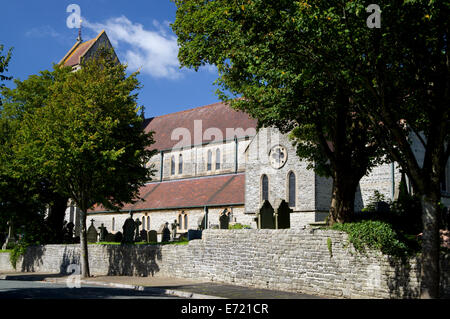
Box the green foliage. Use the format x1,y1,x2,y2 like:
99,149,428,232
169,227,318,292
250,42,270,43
358,185,423,237
172,0,387,223
0,44,12,84
331,220,414,258
9,242,28,270
327,237,333,258
228,223,251,229
0,65,73,243
13,48,156,213
361,190,388,213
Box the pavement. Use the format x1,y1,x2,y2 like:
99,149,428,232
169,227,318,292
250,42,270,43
0,272,325,299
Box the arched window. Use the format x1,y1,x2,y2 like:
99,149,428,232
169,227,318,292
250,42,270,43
207,150,212,171
178,154,183,174
142,216,146,231
171,156,175,175
288,172,296,207
184,214,188,230
112,217,115,231
146,216,150,230
262,174,269,201
215,148,221,170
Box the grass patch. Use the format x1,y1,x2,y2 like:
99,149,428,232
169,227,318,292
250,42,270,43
0,249,13,253
228,223,251,229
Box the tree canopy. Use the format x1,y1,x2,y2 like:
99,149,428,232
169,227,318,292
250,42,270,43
173,0,449,297
8,48,156,276
172,0,386,223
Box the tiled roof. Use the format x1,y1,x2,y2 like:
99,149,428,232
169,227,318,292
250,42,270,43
59,30,106,67
89,173,245,213
144,102,257,151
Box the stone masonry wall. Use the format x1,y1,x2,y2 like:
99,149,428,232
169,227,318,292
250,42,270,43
1,229,449,299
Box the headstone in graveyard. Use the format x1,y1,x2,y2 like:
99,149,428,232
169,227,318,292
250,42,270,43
105,233,115,242
197,215,206,230
113,231,123,243
122,213,136,244
140,229,148,242
256,200,275,229
98,223,108,242
134,218,142,242
171,219,179,240
162,222,171,242
219,208,231,229
87,219,99,243
187,229,202,241
63,222,75,243
274,198,292,229
148,230,157,243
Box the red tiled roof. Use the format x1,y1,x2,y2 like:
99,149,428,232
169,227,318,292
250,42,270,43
62,39,96,67
59,30,108,67
89,173,245,213
144,102,257,151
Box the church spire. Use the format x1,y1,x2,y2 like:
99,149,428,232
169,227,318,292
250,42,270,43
76,19,83,43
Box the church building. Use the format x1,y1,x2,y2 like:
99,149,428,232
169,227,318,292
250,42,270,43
61,31,450,237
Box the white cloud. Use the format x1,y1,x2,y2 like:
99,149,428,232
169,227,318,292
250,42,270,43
26,25,61,38
83,16,181,79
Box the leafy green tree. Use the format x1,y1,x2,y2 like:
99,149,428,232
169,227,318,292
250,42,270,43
172,0,384,224
1,67,73,244
354,1,448,299
0,44,12,86
14,49,156,277
173,0,449,297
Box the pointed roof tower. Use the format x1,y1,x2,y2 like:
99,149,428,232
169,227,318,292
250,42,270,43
59,30,119,70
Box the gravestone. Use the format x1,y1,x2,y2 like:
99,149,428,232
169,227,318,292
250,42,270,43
197,215,206,230
87,219,98,243
63,222,75,243
98,223,108,242
171,219,179,240
274,198,292,229
105,233,115,242
148,230,157,243
134,218,142,242
162,222,171,242
122,213,136,244
113,231,123,243
219,209,230,229
140,229,148,242
187,229,202,241
256,200,275,229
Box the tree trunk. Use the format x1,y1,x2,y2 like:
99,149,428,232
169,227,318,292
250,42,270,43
46,195,69,243
420,193,441,299
79,209,90,278
328,171,358,225
1,221,13,250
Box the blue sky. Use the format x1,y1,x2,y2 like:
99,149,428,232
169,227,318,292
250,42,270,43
0,0,221,118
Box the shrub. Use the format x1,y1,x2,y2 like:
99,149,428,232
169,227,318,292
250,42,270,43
331,220,412,257
228,223,251,229
9,242,29,270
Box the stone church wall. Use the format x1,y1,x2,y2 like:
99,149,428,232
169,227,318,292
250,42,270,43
2,229,448,299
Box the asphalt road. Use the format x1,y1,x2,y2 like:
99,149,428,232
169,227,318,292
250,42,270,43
0,279,183,299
